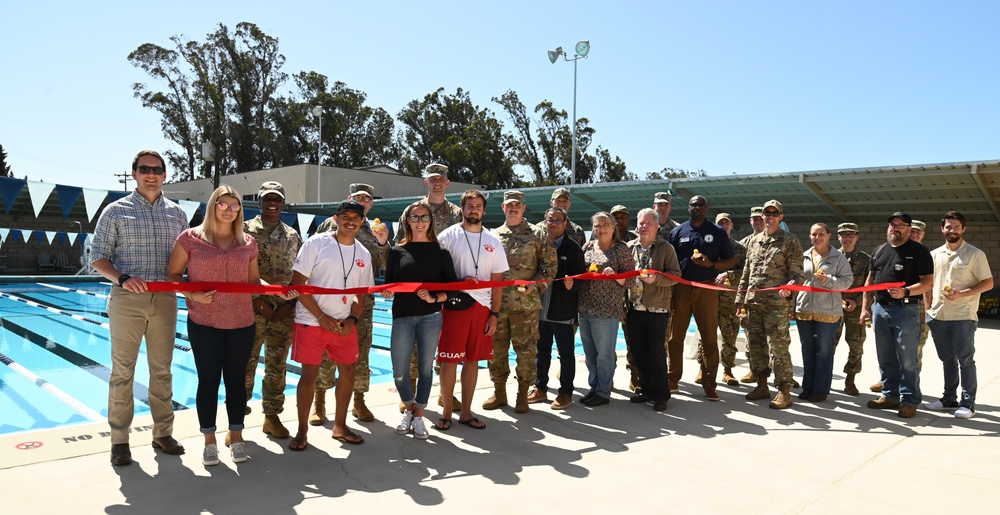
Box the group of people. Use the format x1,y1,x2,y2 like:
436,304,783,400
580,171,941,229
93,150,992,468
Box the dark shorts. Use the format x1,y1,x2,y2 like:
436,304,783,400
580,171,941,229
439,303,493,363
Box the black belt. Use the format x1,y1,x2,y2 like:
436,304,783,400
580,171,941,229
878,298,916,307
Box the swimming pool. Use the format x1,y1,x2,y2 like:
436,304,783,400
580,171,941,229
1,280,652,436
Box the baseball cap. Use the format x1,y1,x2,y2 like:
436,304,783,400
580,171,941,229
750,206,764,217
888,212,912,225
715,213,733,223
551,187,571,201
349,183,375,200
611,204,629,214
336,200,366,216
424,163,448,179
258,181,285,199
911,220,926,231
503,191,525,205
763,200,783,213
837,223,859,234
653,192,672,204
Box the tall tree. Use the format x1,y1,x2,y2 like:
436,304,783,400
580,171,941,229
646,167,709,180
596,146,636,183
493,90,543,184
128,22,288,181
397,87,518,190
0,144,13,177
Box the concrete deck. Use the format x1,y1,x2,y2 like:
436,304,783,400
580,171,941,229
3,321,999,513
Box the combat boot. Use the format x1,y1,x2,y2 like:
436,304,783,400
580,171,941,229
309,390,327,426
482,383,508,410
515,384,530,414
740,371,757,384
263,414,290,438
769,386,793,409
870,380,883,393
745,376,771,401
722,367,739,386
352,392,375,422
844,373,860,396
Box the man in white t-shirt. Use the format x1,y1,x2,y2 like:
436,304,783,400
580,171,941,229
287,200,374,449
434,190,509,430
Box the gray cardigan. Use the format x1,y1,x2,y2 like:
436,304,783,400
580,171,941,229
795,246,853,317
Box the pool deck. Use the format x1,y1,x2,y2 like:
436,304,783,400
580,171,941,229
3,321,999,513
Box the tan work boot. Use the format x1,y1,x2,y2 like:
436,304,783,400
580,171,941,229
722,367,739,386
482,383,508,410
263,414,290,438
769,386,793,409
694,369,703,385
224,431,231,447
526,387,547,404
514,384,530,414
309,390,327,426
844,373,860,396
740,371,757,384
352,392,375,422
870,380,883,393
438,394,462,410
745,377,771,401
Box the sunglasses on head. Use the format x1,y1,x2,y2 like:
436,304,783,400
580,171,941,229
136,165,165,175
216,201,241,212
408,214,431,222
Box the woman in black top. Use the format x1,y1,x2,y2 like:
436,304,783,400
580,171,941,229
382,201,458,439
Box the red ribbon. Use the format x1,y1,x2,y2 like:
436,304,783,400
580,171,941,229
146,270,902,296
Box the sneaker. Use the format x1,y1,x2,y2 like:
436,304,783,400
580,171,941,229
396,410,415,435
526,387,547,404
551,393,573,410
230,441,249,463
412,416,430,439
924,399,959,411
897,404,917,419
955,407,975,419
203,444,220,466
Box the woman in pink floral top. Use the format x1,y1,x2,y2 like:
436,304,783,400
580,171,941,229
168,185,295,466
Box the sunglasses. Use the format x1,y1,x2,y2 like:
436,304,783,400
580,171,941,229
763,210,781,217
136,165,166,175
689,202,706,207
408,214,431,222
216,201,241,212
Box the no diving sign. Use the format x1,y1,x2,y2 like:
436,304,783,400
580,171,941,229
16,441,43,450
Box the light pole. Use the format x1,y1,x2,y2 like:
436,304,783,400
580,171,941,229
311,105,323,203
547,40,590,190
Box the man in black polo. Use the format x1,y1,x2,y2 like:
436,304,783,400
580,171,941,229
859,212,933,419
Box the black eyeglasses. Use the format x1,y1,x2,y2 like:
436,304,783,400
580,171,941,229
216,201,241,212
137,165,165,175
544,219,565,224
763,210,781,217
408,214,431,222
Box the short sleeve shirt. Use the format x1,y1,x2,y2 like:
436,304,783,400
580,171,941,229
870,239,934,304
927,241,992,321
177,229,258,329
438,224,509,309
668,220,734,282
292,233,374,324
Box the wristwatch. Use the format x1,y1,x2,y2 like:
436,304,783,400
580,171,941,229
346,315,359,325
903,287,910,297
117,274,131,287
490,311,500,318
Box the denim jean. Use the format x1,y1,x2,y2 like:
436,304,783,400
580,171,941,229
536,320,576,395
927,318,978,410
389,311,442,409
797,318,840,396
872,302,922,405
579,311,620,399
188,320,256,433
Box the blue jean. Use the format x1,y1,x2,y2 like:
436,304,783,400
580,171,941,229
537,320,576,395
872,302,922,405
579,312,619,399
188,320,256,433
927,318,978,410
389,311,442,409
797,318,840,396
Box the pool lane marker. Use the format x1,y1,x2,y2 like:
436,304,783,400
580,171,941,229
0,351,106,423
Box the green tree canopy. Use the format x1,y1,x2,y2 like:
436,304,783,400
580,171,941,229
0,144,13,177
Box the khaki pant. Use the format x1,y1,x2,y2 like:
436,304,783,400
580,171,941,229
667,283,720,389
107,287,178,444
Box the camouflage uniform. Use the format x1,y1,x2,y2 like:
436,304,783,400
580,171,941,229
314,216,388,393
243,216,302,415
394,196,463,244
716,237,747,368
656,219,680,241
565,220,587,248
490,222,558,387
737,232,758,367
835,249,871,374
735,229,804,388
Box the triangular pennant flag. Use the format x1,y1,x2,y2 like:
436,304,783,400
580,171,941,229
178,200,201,224
0,177,26,215
0,228,8,244
33,230,44,244
45,231,58,245
27,181,57,218
296,213,316,235
55,185,83,220
67,232,78,247
279,212,296,226
243,207,261,220
82,188,108,222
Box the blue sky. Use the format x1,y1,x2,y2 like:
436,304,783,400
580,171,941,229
2,1,998,192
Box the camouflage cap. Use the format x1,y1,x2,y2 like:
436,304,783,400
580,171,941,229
715,212,733,223
349,183,375,199
653,192,672,204
258,181,285,199
763,199,783,213
837,222,859,234
502,190,525,205
610,204,629,214
911,220,926,232
750,206,764,217
551,187,571,201
424,163,448,179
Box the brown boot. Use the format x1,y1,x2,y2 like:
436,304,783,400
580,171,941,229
515,384,530,414
352,392,375,422
526,387,547,404
722,367,739,386
844,373,860,396
740,371,757,384
870,380,883,393
438,394,462,410
769,386,792,409
745,376,771,401
694,369,703,384
482,383,508,410
309,390,326,426
263,414,290,438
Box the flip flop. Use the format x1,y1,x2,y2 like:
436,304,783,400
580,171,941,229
435,418,452,431
332,430,364,445
457,416,486,429
288,435,308,452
